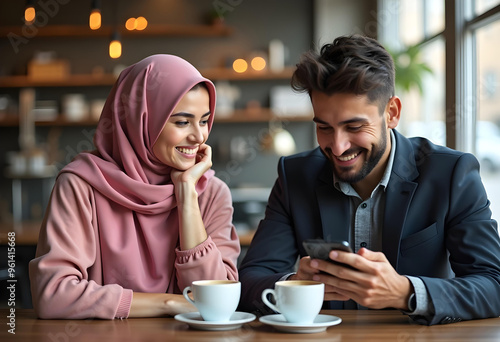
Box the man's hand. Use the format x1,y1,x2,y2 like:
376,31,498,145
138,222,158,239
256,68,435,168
292,248,412,310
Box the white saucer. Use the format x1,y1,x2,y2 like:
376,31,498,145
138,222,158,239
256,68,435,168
259,314,342,333
174,311,256,331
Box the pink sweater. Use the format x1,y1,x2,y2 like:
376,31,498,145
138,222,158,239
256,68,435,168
29,173,240,319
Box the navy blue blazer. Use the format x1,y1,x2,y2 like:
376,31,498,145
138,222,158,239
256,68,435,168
238,129,500,325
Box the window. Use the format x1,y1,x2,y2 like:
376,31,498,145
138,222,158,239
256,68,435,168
475,0,500,15
378,0,446,145
378,0,500,221
476,19,500,219
398,0,445,45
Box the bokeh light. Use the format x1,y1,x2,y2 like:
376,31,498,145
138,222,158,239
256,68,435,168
233,59,248,73
251,56,266,71
125,18,137,31
136,16,148,30
25,7,35,24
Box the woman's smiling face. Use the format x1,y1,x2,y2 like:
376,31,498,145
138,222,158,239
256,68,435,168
152,86,211,170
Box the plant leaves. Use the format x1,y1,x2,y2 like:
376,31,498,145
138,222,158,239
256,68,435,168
388,44,434,94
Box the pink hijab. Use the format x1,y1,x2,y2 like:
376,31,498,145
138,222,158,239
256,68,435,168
58,55,217,292
62,54,216,214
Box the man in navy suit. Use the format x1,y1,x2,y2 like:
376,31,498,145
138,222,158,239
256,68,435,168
238,35,500,325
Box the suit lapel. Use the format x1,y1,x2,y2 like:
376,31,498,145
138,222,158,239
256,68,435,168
383,179,417,269
383,130,419,269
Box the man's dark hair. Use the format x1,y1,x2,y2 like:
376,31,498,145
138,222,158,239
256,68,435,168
291,35,395,114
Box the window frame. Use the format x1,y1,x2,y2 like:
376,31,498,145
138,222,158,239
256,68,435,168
445,0,500,152
379,0,500,153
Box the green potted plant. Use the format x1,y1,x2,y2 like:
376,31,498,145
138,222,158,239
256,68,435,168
388,44,433,94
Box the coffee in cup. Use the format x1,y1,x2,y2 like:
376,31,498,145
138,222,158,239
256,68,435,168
261,280,324,324
183,280,240,322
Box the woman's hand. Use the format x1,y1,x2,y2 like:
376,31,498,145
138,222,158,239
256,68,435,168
129,292,196,317
171,144,212,250
171,144,212,190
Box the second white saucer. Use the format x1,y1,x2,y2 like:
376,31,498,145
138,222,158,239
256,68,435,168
174,311,256,331
259,314,342,333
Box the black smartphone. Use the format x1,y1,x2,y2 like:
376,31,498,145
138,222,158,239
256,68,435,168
302,239,354,269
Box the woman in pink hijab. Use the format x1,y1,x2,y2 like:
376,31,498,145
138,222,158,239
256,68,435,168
29,55,240,319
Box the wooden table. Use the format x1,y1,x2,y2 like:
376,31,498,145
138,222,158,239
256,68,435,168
1,309,500,341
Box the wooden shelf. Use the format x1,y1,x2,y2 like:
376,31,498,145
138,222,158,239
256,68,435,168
0,24,232,38
35,117,100,126
5,165,58,179
200,67,295,81
0,221,41,245
215,109,312,123
0,115,99,127
0,74,117,88
0,67,294,88
238,229,256,246
0,109,312,127
0,67,300,126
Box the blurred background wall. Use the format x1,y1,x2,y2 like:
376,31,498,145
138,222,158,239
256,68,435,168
0,0,375,225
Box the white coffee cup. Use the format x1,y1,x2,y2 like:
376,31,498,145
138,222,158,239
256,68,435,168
183,280,241,322
261,280,324,324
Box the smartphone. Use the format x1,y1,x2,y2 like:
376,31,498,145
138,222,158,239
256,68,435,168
302,239,354,269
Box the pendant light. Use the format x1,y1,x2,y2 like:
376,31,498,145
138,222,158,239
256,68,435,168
89,0,102,30
24,0,35,25
108,0,122,59
109,30,122,59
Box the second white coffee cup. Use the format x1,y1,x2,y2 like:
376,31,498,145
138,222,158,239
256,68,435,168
183,280,240,322
261,280,324,324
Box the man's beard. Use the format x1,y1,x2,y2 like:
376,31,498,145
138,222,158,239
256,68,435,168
328,127,387,184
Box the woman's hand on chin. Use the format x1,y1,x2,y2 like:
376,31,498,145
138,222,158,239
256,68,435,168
171,144,212,189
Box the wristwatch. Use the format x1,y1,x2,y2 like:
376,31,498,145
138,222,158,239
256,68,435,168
407,293,417,312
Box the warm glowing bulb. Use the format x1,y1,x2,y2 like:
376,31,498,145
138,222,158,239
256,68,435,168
125,17,137,31
109,40,122,59
89,10,101,30
135,16,148,30
251,56,266,71
233,59,248,73
25,6,35,24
